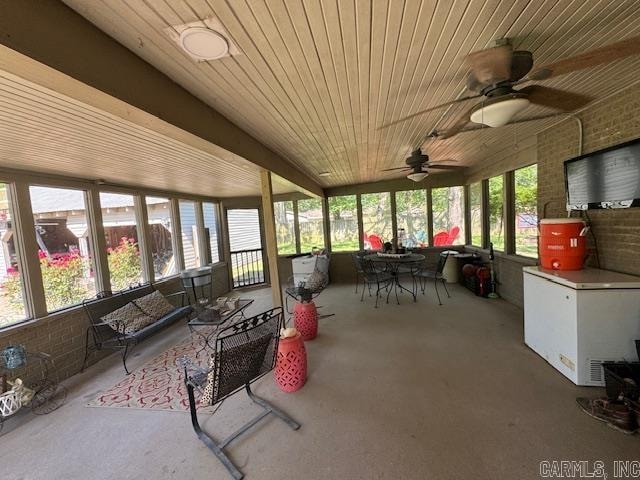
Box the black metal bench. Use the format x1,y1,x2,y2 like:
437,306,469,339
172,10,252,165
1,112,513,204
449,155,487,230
82,284,193,374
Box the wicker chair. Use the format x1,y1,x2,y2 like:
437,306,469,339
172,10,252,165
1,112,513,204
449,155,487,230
183,307,300,480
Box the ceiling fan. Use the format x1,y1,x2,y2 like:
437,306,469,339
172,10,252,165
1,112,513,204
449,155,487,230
381,149,462,182
382,34,640,139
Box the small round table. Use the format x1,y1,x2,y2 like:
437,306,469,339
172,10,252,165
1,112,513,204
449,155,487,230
365,253,425,304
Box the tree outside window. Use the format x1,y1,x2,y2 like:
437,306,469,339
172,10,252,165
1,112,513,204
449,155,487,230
515,164,538,257
361,193,392,250
395,190,428,248
298,197,325,252
470,182,482,246
488,176,505,251
329,195,358,251
274,201,296,255
432,186,465,246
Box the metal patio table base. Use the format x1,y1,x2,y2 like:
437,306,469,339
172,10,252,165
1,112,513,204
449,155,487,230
365,253,425,305
186,381,300,480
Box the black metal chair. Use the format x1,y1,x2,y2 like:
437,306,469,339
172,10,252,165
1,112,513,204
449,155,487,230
183,307,300,480
354,256,394,308
412,252,451,305
351,251,367,294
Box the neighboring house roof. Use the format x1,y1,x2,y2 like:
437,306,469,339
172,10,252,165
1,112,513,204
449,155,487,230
29,187,166,214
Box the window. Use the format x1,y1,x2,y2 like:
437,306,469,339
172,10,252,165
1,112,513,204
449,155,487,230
202,202,220,263
146,196,175,279
488,175,505,251
179,200,198,269
329,195,358,251
99,192,143,291
298,197,325,252
274,201,296,255
30,186,96,312
361,193,393,250
431,186,465,246
469,182,482,246
515,164,538,257
0,183,27,327
395,190,428,248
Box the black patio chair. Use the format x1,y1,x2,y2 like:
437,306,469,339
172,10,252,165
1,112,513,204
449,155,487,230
412,252,451,305
355,256,394,308
183,307,300,480
351,251,368,294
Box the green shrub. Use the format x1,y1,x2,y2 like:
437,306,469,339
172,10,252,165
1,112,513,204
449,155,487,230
108,237,142,291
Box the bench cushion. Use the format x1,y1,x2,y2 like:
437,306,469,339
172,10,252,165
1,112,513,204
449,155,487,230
133,290,175,320
101,302,155,335
131,305,193,342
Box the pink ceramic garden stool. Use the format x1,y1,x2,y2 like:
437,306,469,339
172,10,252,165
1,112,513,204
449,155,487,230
275,332,307,393
293,301,318,341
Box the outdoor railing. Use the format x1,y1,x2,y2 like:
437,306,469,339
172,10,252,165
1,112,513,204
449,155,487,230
230,248,265,288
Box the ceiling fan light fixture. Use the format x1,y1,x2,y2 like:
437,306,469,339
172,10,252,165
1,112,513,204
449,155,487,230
179,27,229,61
407,171,429,182
469,95,530,127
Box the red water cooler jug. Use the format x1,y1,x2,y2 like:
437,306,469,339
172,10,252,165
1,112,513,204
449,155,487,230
539,218,588,270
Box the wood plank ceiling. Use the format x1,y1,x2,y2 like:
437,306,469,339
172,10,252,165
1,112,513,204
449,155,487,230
62,0,640,188
0,69,287,197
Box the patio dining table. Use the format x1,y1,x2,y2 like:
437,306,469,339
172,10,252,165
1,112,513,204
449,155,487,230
364,252,425,304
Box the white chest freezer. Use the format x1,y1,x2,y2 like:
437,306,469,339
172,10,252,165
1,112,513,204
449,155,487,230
523,266,640,386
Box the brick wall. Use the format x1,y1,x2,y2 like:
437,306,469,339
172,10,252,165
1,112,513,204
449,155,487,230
537,83,640,275
0,263,229,385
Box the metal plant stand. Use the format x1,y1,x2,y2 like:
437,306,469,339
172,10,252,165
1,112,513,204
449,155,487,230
0,351,67,434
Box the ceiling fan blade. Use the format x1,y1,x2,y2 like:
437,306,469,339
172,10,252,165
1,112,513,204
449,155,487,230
466,44,513,86
529,34,640,80
519,85,592,111
426,164,463,170
378,94,482,129
380,166,410,172
438,105,476,139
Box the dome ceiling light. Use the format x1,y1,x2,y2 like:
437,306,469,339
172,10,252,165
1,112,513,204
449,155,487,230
179,27,229,61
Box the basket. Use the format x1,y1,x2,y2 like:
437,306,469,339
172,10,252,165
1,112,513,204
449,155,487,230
0,390,21,418
602,362,640,401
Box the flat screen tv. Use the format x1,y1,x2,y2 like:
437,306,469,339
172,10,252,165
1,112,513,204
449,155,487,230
564,137,640,210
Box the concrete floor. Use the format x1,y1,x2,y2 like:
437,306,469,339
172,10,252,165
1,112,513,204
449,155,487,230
0,283,637,480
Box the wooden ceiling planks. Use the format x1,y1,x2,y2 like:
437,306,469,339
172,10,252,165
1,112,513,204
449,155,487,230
53,0,640,186
0,72,273,197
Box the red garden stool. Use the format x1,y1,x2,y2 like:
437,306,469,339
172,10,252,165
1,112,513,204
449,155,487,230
275,332,307,393
293,301,318,341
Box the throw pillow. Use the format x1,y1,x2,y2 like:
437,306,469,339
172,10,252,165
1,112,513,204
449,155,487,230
101,302,155,335
133,290,175,320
